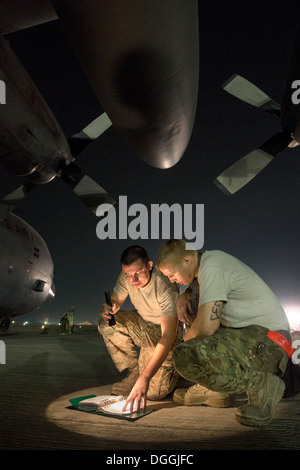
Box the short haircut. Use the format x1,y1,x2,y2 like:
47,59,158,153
156,239,195,268
120,245,150,266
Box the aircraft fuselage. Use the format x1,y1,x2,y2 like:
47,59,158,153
0,212,55,332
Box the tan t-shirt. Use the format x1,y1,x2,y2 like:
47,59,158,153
113,267,178,325
198,250,290,331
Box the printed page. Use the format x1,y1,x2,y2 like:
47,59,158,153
101,399,137,415
78,395,123,411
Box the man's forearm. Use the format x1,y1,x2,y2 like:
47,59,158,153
184,301,223,340
139,340,172,381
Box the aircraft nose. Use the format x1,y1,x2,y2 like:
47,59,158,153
112,47,199,169
52,0,199,169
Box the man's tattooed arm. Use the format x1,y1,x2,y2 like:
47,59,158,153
184,300,224,340
210,301,223,321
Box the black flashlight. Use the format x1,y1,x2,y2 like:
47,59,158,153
105,290,116,326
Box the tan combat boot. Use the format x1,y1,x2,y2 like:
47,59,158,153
111,367,139,396
173,383,231,407
235,372,285,427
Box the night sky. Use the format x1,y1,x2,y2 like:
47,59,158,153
1,1,300,327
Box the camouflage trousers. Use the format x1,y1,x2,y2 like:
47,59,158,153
172,325,288,394
98,310,183,400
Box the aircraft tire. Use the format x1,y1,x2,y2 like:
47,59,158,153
0,316,10,334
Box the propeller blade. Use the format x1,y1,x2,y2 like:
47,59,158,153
73,175,115,214
68,112,112,156
214,149,273,195
0,182,35,219
81,113,112,139
222,74,281,116
60,162,115,213
214,132,291,195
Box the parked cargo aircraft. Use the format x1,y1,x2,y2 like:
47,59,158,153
0,212,55,333
0,1,199,329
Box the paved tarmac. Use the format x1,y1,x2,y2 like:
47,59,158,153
0,325,299,452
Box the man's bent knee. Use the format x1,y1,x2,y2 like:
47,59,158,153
171,340,202,382
147,390,169,401
172,342,187,373
98,319,106,335
98,318,113,337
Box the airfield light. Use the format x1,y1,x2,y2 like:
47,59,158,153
284,305,300,330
